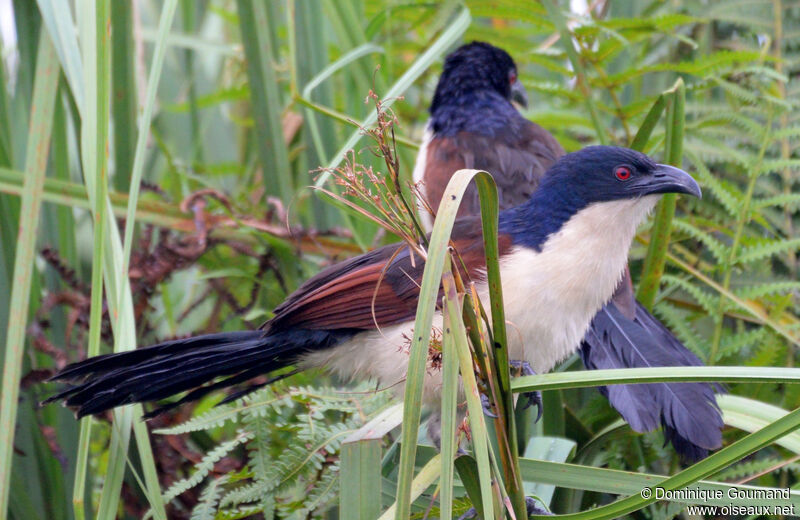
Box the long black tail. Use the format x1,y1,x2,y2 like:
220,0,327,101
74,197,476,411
44,329,345,418
580,302,723,462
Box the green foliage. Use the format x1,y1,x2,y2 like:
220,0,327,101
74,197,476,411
157,384,390,519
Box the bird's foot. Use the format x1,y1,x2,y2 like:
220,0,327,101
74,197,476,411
525,496,552,516
510,360,543,422
456,497,551,519
481,393,498,418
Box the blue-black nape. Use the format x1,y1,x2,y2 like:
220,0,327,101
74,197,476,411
429,41,526,137
430,41,517,113
498,146,661,249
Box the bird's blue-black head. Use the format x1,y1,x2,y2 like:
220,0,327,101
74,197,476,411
429,41,528,136
499,146,701,249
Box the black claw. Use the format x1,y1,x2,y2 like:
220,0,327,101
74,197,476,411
523,391,544,422
511,360,544,422
481,393,498,418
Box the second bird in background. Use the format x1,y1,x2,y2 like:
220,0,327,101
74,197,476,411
413,41,723,461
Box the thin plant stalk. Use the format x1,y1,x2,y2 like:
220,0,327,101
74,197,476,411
0,30,59,520
636,78,685,309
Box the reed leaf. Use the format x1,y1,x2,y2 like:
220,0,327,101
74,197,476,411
0,29,59,519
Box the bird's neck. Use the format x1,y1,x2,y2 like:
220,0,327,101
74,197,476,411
498,185,587,250
429,91,522,137
500,188,660,260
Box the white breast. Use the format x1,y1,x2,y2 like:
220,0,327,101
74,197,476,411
300,195,660,404
492,196,659,372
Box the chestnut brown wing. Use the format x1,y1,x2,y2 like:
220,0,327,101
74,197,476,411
265,219,513,332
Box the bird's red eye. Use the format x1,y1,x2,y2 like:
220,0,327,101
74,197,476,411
615,166,632,181
509,71,517,84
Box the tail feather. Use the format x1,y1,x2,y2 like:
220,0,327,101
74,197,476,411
45,329,348,418
143,368,299,419
581,302,723,462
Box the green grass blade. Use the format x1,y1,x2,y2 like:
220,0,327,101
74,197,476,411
115,1,178,517
512,366,800,393
340,405,402,519
301,43,384,98
518,458,800,507
117,0,178,339
298,42,384,162
393,167,494,519
315,7,470,187
237,0,294,202
339,440,382,518
719,395,800,454
447,266,495,520
629,93,666,152
473,167,526,517
394,167,507,519
381,454,442,520
76,2,166,518
0,37,12,167
636,78,685,309
36,0,84,115
454,456,484,516
439,282,460,520
73,52,110,516
76,2,119,517
0,29,59,520
528,405,800,519
110,0,138,192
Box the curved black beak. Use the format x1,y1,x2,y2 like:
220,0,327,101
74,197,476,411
633,164,701,198
511,81,528,108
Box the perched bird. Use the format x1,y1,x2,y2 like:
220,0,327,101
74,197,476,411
46,147,700,451
414,41,722,461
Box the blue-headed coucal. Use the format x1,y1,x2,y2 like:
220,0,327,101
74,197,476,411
413,41,722,461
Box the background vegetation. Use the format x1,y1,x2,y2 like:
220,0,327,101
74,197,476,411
1,0,800,518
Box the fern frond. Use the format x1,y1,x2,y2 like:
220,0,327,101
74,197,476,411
685,150,742,217
747,335,786,367
671,219,729,263
653,302,708,358
604,50,767,85
220,482,263,509
736,238,800,264
153,403,243,435
162,431,252,504
713,456,784,481
717,328,768,360
654,302,709,357
757,159,800,176
191,475,230,520
753,193,800,210
734,281,800,300
772,125,800,140
661,275,721,315
689,109,766,137
303,469,339,514
215,506,262,520
685,135,751,167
